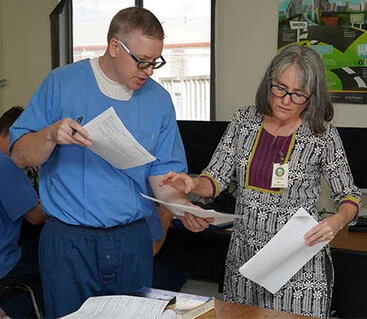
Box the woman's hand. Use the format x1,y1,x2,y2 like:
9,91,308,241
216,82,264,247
304,214,342,246
179,212,214,232
160,171,198,194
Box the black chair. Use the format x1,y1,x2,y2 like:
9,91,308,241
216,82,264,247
0,275,43,319
331,248,367,319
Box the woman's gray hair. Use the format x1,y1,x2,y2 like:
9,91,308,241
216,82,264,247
255,44,333,134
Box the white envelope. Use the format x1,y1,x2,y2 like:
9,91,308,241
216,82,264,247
239,207,328,294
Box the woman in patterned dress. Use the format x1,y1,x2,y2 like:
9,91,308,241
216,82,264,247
160,44,360,318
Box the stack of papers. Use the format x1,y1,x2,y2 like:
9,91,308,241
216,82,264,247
61,295,175,319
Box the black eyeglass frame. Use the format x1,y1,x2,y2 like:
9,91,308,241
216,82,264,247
118,40,166,70
270,83,313,105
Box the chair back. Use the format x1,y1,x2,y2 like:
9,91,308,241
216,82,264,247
0,275,43,319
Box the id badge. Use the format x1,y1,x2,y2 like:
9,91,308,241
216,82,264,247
271,163,289,188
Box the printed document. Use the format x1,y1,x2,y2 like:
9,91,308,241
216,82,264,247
83,107,156,169
140,193,237,225
61,295,175,319
239,207,328,294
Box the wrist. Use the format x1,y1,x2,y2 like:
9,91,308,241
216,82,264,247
199,175,216,197
45,125,54,143
334,213,344,230
192,177,200,192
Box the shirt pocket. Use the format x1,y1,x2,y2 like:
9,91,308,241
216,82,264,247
130,131,157,155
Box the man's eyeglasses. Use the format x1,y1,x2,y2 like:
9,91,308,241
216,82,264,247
270,83,312,105
118,40,166,70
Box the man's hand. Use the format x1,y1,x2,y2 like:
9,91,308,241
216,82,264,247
179,212,214,232
47,118,91,147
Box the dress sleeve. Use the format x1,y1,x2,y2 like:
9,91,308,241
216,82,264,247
320,125,361,209
202,108,243,195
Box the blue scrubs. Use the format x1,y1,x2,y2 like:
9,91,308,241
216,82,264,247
10,59,187,318
10,60,187,227
0,151,39,317
40,217,153,318
0,151,38,279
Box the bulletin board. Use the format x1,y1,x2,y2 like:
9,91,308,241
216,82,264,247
278,0,367,104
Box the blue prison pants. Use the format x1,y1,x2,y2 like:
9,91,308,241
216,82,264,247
39,217,153,318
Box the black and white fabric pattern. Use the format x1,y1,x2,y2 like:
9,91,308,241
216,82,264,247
202,105,360,318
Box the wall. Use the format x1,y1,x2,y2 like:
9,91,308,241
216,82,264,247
214,0,367,212
215,0,278,120
215,0,367,127
1,0,367,126
0,0,58,114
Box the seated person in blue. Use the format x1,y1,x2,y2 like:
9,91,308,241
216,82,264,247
0,106,45,319
146,205,187,292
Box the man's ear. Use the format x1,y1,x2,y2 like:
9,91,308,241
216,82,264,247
109,38,120,58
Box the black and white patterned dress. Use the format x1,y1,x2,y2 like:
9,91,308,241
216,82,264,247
202,106,360,318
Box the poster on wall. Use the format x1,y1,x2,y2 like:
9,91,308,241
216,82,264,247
278,1,367,104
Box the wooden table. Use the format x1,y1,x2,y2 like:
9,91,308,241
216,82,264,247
199,300,317,318
330,225,367,252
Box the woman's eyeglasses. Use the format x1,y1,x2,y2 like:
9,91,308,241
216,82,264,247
270,83,312,105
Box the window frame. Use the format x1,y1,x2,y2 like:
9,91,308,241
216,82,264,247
50,0,74,69
50,0,216,119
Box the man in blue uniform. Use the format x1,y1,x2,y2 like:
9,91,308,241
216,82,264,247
10,7,210,318
0,106,45,318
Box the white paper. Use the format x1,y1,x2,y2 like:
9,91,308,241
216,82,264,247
140,193,239,225
61,295,174,319
239,207,328,294
83,107,156,169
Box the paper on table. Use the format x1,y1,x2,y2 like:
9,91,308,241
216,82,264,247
239,207,328,294
83,107,156,169
140,193,238,226
61,295,175,319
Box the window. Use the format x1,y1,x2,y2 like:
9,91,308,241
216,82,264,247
72,0,214,120
72,0,135,62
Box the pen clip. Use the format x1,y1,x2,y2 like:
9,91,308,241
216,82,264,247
72,116,83,136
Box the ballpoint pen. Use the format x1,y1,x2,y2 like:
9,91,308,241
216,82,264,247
72,116,83,136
